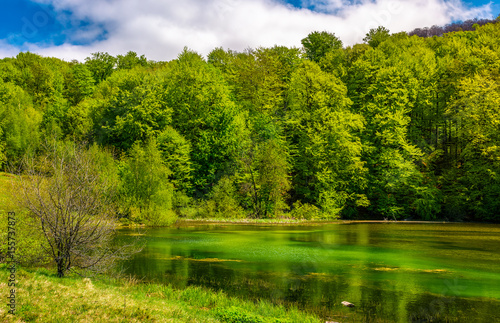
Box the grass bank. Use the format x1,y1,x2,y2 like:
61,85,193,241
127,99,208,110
0,172,321,322
0,265,322,322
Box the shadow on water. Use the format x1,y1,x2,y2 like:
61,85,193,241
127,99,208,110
117,222,500,322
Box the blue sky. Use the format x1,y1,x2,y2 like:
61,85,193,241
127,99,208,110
0,0,498,61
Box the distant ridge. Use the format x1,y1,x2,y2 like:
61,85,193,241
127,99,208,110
408,16,499,38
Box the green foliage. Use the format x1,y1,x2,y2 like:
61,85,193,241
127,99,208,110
6,54,69,138
11,52,46,98
412,185,441,220
443,72,500,220
39,95,67,138
0,173,49,266
239,138,290,218
86,142,122,191
212,46,301,117
290,201,320,220
0,81,41,167
164,49,245,195
64,62,95,106
3,22,500,221
0,134,5,169
301,31,343,62
63,98,94,141
318,48,347,78
85,52,117,84
156,126,193,194
287,60,367,217
116,51,148,70
0,58,21,84
120,139,177,226
347,45,439,219
450,73,500,161
363,26,391,48
199,176,245,219
92,67,172,150
207,47,237,74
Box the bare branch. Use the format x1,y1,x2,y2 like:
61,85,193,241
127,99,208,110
14,141,134,277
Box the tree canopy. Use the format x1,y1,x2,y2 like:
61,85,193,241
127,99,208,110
3,19,500,222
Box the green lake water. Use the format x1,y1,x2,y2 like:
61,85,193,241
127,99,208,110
117,222,500,322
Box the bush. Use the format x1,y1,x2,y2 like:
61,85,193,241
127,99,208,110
172,190,192,217
197,199,217,219
197,177,246,219
290,201,320,220
128,205,177,227
119,139,178,226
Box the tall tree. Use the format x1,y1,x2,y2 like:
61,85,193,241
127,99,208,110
443,73,500,221
120,139,176,225
287,61,368,217
164,49,246,195
85,52,117,84
157,126,193,194
0,81,41,168
301,31,343,62
13,52,67,110
116,51,148,70
237,116,291,218
363,26,391,48
64,62,95,106
92,67,172,150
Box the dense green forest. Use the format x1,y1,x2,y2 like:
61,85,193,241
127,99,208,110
1,20,500,223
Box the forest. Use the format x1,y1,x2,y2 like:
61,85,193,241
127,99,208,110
1,19,500,224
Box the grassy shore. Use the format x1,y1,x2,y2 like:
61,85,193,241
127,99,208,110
0,265,322,323
0,173,324,322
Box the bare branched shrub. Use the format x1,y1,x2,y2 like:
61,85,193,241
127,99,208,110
15,141,134,277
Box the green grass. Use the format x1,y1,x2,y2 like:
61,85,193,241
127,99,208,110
0,172,19,213
0,265,321,322
0,172,321,322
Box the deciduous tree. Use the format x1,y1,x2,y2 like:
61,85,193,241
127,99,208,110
301,31,343,62
287,61,367,217
17,142,122,277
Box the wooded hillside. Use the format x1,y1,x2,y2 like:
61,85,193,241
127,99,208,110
1,20,500,222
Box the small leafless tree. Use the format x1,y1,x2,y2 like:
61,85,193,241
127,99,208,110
15,142,128,277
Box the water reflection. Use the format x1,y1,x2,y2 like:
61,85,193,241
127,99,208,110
118,223,500,321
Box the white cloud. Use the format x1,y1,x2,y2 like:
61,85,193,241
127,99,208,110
3,0,495,62
0,40,20,58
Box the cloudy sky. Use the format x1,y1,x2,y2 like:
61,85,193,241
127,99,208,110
0,0,498,62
